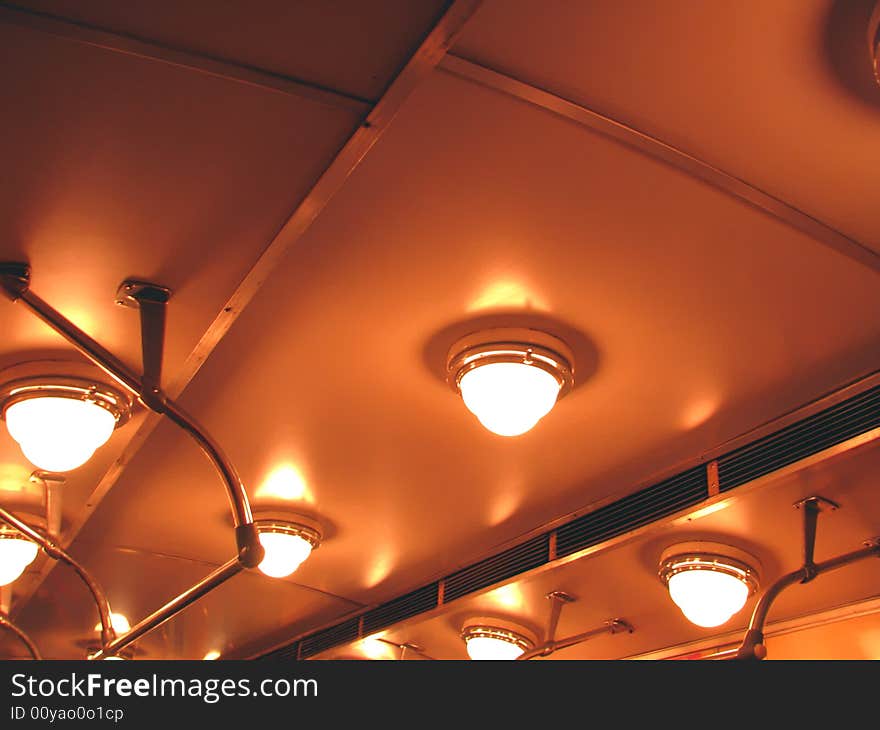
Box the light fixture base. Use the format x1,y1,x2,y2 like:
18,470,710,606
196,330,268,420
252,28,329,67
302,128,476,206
546,590,576,604
252,514,322,550
794,495,839,512
659,541,761,595
460,616,538,650
0,374,132,430
114,280,172,308
446,328,575,396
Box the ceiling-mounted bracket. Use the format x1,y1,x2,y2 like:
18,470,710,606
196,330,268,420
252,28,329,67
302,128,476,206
115,279,172,411
377,637,437,660
0,262,31,301
794,496,838,582
114,280,171,309
794,495,839,512
607,618,635,635
544,590,576,644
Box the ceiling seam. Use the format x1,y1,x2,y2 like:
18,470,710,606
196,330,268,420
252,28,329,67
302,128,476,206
4,0,485,635
439,53,880,276
0,2,372,112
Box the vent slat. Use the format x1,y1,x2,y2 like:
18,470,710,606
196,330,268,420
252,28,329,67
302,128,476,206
361,583,439,635
299,618,360,658
718,387,880,490
556,468,706,558
556,487,705,549
719,387,879,465
719,407,880,474
259,384,878,659
443,535,549,603
260,641,301,661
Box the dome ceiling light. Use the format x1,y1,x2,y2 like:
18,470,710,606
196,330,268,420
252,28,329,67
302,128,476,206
460,619,536,660
1,262,274,661
0,527,39,586
447,328,574,437
458,599,633,661
0,375,131,472
659,542,760,628
255,519,321,578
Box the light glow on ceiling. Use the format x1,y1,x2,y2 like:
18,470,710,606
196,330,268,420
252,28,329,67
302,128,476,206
255,463,314,504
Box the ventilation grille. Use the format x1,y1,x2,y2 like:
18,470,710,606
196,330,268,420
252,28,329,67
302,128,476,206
444,534,550,603
556,465,708,559
299,618,360,659
361,582,439,636
259,381,878,659
718,384,880,492
260,641,300,661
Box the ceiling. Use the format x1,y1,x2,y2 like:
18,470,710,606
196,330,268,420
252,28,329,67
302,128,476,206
1,0,878,660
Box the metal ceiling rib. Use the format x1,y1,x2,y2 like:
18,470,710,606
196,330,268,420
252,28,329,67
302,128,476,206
1,0,484,625
258,376,880,660
438,55,880,276
0,3,372,111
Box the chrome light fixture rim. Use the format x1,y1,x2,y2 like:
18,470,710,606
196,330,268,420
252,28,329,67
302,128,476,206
254,519,322,550
658,544,760,597
446,328,575,398
460,624,534,653
0,375,132,429
0,524,39,543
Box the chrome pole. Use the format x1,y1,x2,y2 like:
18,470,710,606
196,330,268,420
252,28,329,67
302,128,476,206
0,611,42,660
736,542,880,659
0,264,262,565
89,557,243,659
518,619,633,660
0,505,116,647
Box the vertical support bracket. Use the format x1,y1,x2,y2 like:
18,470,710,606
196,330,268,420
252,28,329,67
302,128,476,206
706,460,720,496
31,471,66,538
794,496,838,583
115,279,171,412
544,590,576,644
0,262,31,301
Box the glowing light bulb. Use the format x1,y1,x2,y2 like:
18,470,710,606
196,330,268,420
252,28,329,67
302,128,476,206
5,397,117,471
460,623,533,660
459,362,560,437
667,570,750,628
94,613,131,634
203,650,221,660
0,535,39,585
257,529,315,578
465,635,527,660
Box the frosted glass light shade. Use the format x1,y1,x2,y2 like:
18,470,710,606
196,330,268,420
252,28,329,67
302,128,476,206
461,623,534,660
667,569,750,628
660,544,759,629
459,362,561,437
257,528,317,578
5,396,117,472
0,535,39,586
465,634,527,660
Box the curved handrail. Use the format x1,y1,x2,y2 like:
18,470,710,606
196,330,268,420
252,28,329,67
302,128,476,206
0,505,116,648
735,542,880,659
0,611,41,659
0,266,262,566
